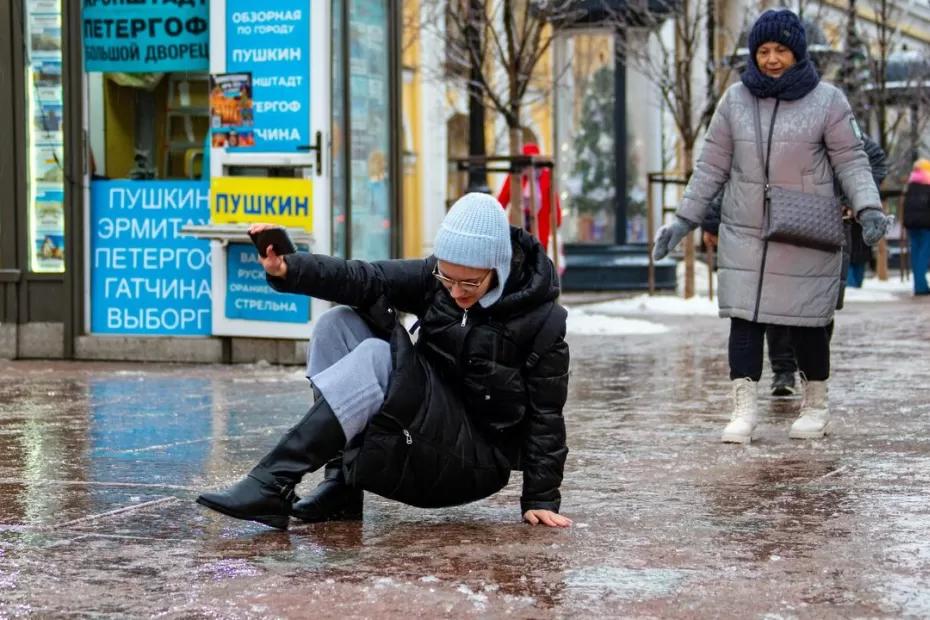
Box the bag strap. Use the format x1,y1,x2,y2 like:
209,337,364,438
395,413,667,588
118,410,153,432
752,98,781,191
525,302,567,370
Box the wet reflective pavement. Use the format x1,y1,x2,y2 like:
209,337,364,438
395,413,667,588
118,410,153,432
2,296,930,618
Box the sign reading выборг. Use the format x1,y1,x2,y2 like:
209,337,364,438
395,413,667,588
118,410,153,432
225,244,310,323
82,0,209,73
90,181,212,335
226,2,310,152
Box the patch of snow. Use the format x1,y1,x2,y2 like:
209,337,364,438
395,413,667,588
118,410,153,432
566,310,668,336
845,275,913,302
582,294,718,317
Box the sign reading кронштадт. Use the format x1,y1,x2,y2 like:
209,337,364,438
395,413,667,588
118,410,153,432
211,177,313,232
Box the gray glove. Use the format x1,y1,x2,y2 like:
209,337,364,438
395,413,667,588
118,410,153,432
653,216,697,260
859,208,893,246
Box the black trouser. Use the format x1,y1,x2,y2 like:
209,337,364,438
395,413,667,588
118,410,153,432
729,318,830,382
766,325,797,375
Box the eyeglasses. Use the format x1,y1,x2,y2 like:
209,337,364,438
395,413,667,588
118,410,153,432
432,265,492,292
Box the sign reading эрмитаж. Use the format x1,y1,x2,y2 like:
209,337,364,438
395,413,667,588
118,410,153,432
225,244,309,323
90,180,212,335
226,2,310,152
82,0,209,73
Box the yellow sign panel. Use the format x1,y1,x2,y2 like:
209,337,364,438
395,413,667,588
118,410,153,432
211,177,313,232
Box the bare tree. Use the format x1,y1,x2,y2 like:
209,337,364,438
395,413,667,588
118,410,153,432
605,0,747,297
413,0,574,224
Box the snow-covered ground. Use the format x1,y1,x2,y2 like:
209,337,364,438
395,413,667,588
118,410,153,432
844,274,913,302
564,263,914,336
565,308,669,336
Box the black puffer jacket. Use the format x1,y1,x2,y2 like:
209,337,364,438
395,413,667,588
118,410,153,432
269,228,569,514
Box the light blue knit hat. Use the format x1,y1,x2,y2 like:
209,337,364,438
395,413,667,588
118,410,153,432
433,193,512,307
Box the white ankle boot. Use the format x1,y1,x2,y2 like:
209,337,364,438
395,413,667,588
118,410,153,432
789,380,830,439
721,378,758,444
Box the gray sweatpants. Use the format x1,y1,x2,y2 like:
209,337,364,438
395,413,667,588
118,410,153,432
306,306,393,442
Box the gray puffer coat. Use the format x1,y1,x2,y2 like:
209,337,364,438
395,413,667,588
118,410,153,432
678,81,881,327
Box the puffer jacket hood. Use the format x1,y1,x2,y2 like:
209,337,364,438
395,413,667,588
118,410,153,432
492,227,561,317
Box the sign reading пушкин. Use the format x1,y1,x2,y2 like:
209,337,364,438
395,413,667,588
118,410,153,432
211,176,313,232
226,1,310,152
90,180,212,335
82,0,209,73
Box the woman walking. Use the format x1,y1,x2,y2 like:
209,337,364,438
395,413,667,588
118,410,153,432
197,193,571,530
653,9,892,443
904,159,930,295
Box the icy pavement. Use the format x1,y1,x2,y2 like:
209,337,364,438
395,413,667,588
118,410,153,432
1,292,930,617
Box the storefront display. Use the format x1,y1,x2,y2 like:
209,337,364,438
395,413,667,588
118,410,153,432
26,0,65,272
348,0,390,261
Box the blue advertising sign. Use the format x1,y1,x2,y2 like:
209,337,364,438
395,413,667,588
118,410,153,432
82,0,209,73
226,2,310,152
225,243,309,323
90,181,212,335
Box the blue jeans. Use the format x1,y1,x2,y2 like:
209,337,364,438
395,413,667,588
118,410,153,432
909,228,930,294
846,263,866,288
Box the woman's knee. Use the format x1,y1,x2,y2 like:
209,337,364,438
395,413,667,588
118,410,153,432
353,338,393,382
314,305,362,331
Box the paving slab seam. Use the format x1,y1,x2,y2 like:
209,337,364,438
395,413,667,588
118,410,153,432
51,496,179,529
0,478,199,491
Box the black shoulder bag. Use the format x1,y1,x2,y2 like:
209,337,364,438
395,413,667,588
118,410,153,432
753,98,845,251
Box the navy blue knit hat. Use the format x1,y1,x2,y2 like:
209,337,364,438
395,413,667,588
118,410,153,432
749,9,808,61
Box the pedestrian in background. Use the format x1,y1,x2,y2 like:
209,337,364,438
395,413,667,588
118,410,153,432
197,193,571,530
843,135,889,289
653,9,892,443
903,159,930,296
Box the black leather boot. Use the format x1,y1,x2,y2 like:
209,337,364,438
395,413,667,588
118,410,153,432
291,459,363,523
196,396,345,530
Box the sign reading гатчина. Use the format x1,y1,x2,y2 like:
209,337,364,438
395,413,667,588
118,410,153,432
90,181,212,335
225,2,310,152
82,0,209,73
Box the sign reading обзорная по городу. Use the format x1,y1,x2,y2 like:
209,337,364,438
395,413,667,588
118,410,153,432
82,0,209,73
226,2,310,152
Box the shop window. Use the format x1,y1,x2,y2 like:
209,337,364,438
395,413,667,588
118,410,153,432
331,0,394,261
556,33,617,245
89,72,210,182
25,0,65,273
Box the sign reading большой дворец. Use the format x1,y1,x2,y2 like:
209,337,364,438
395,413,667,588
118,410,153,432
82,0,209,73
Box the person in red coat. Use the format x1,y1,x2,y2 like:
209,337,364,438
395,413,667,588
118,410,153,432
496,143,562,253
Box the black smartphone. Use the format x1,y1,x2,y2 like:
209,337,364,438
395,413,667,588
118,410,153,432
248,227,297,258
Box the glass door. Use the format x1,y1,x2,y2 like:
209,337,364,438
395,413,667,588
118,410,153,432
331,0,393,261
